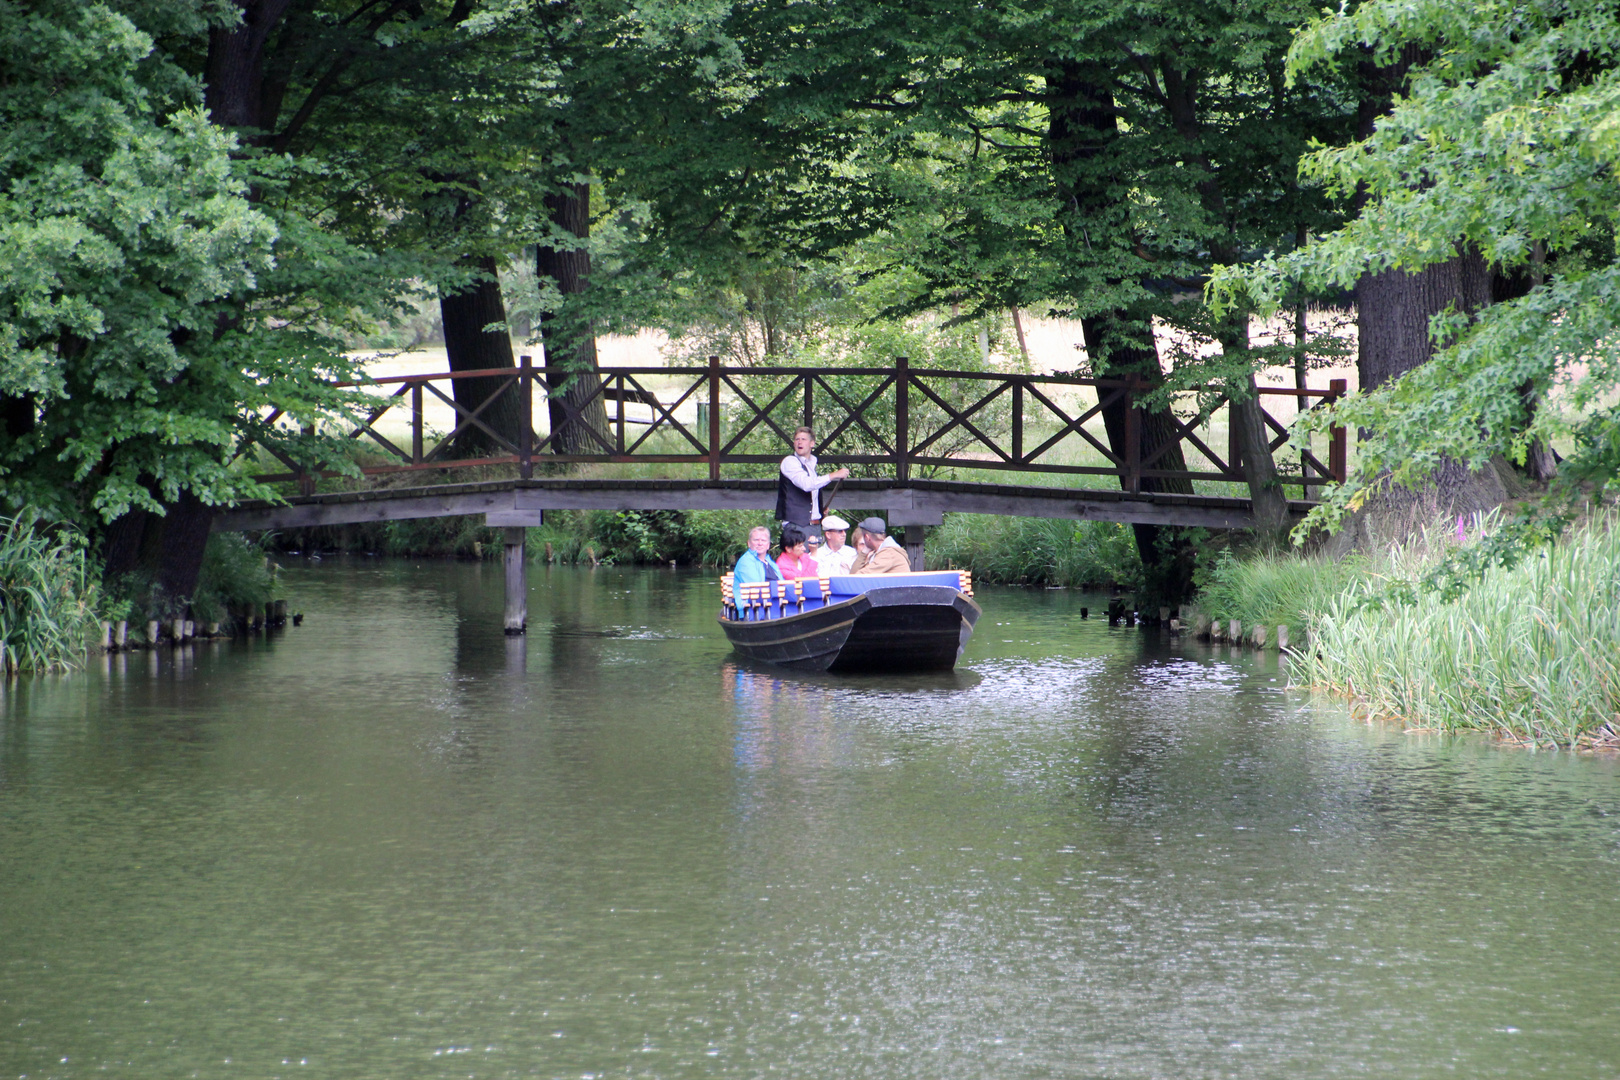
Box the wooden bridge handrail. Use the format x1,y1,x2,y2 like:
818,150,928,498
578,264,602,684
336,365,1348,397
253,359,1350,499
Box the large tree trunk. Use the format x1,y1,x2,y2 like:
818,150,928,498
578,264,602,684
1348,51,1508,532
1,393,33,441
536,181,610,455
1228,372,1290,539
101,492,215,616
205,0,292,135
440,256,525,457
1357,255,1489,392
1048,65,1199,603
1159,63,1290,540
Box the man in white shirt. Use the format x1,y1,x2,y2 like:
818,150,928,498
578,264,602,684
813,515,858,574
775,426,849,529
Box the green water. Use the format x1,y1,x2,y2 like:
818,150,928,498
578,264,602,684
2,561,1617,1079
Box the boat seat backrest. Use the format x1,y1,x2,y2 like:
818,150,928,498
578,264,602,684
828,571,967,597
724,574,857,619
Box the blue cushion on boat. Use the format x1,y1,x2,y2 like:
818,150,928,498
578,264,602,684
828,572,962,596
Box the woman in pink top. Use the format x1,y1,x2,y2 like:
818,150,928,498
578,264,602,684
775,523,818,579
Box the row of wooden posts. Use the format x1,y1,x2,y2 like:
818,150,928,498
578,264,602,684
92,601,296,653
1096,599,1298,651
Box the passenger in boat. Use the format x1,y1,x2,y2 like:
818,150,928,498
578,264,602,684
733,525,782,584
775,523,819,579
776,426,849,529
813,514,858,575
850,517,911,574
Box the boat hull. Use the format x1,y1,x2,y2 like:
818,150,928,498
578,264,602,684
719,586,980,673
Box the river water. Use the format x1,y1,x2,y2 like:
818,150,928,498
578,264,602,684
2,561,1617,1079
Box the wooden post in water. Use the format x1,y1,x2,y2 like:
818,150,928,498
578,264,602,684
1228,619,1241,644
902,525,927,572
147,620,160,647
1277,624,1289,651
1252,624,1267,649
503,526,527,635
114,621,127,649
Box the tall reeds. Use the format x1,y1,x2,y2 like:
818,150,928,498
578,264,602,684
0,512,100,673
1299,516,1620,747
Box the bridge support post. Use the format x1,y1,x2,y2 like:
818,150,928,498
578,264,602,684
503,527,527,634
902,525,927,572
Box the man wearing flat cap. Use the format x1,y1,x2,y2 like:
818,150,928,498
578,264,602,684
813,515,858,575
850,517,910,574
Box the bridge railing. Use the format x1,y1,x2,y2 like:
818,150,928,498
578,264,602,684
249,357,1348,498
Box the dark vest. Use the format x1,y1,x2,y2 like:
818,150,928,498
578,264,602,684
775,472,813,525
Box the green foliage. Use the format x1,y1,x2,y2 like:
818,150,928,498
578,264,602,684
0,513,99,672
1194,548,1369,634
1209,0,1620,532
0,1,380,525
925,514,1141,589
189,534,280,626
1300,516,1620,747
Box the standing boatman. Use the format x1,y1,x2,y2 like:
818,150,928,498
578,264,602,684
776,426,848,532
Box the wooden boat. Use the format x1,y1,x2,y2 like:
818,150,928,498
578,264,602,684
718,570,981,672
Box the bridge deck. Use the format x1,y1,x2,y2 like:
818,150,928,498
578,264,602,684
212,477,1314,533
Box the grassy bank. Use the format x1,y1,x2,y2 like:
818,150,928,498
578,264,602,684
0,513,100,672
1191,514,1620,748
1297,516,1620,749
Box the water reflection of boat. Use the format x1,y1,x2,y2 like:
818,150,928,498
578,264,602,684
718,571,981,672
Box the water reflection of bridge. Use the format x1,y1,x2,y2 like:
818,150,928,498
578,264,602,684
211,361,1346,633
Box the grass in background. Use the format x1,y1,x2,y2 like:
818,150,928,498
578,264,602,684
926,514,1141,588
0,512,99,672
1298,515,1620,749
267,507,776,569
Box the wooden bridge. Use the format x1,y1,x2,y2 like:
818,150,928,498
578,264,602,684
213,358,1347,631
